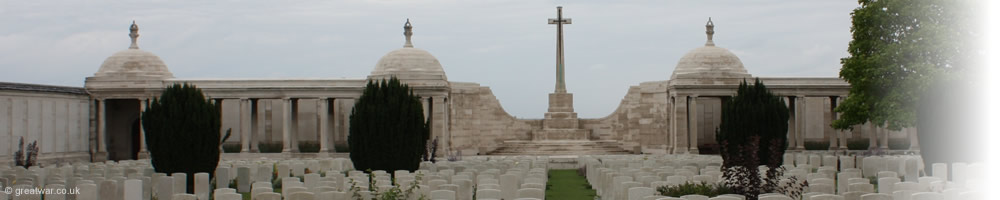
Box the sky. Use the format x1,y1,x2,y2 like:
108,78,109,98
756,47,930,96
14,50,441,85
0,0,860,118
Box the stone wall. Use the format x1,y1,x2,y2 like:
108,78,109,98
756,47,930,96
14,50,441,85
583,81,671,154
449,82,539,155
0,83,91,165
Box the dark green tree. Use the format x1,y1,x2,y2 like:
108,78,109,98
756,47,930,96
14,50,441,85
833,0,981,130
142,83,221,193
716,79,798,199
349,77,429,172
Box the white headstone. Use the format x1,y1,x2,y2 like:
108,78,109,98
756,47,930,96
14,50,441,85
171,173,186,194
77,183,98,200
237,167,251,193
99,180,119,200
499,174,518,200
157,176,174,200
194,173,209,200
215,168,231,189
124,179,142,200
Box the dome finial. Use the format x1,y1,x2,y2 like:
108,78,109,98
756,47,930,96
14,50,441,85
129,20,140,49
403,18,413,48
705,17,715,46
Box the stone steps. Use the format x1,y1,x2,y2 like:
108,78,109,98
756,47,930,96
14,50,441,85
487,140,634,155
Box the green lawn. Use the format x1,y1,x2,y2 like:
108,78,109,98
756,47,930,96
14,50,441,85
546,169,597,200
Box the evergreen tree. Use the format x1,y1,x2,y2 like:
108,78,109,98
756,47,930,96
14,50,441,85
142,83,221,193
716,79,794,199
349,77,429,172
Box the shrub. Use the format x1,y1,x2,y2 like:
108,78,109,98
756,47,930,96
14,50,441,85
656,182,732,197
715,79,803,199
258,141,283,153
804,141,829,150
349,77,429,172
142,83,221,193
13,137,39,168
298,141,320,153
846,138,870,150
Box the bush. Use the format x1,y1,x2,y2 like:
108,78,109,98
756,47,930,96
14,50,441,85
258,141,283,153
14,137,39,168
804,141,829,150
847,138,870,150
298,141,320,153
142,83,221,193
656,182,732,197
222,143,241,153
715,79,804,199
349,78,429,172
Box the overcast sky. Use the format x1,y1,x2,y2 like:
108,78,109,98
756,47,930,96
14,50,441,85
0,0,859,118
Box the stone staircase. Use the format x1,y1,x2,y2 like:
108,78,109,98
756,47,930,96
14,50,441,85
487,140,633,155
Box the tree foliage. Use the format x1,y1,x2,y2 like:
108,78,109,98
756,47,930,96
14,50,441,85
716,79,801,199
349,77,429,172
834,0,982,130
142,83,221,193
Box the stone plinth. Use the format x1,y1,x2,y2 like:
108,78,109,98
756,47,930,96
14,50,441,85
548,93,575,112
533,129,590,140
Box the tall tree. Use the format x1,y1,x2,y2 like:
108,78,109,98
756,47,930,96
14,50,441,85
716,79,795,199
834,0,981,130
142,83,222,193
349,77,429,172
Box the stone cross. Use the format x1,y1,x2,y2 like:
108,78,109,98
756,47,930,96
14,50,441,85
548,6,572,93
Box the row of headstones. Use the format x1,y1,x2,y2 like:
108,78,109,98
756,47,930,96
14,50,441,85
583,159,728,200
211,157,550,200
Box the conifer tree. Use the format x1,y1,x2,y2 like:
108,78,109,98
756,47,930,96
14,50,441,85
142,83,221,193
349,77,429,172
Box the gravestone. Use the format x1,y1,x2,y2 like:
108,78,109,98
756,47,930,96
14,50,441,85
171,173,186,194
214,168,230,189
237,167,251,193
99,180,118,200
194,173,209,200
124,179,142,200
277,164,289,179
157,176,174,200
256,166,271,183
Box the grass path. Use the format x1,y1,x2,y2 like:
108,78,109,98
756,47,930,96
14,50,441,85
546,169,597,200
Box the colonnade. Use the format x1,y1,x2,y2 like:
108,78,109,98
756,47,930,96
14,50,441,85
666,93,920,154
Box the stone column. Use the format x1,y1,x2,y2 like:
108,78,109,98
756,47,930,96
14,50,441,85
867,122,877,149
908,127,919,151
688,95,699,154
240,98,251,152
318,98,330,153
421,97,430,122
795,95,806,150
432,97,448,154
673,95,688,154
879,123,889,150
96,98,107,161
664,95,673,152
138,98,149,159
825,97,836,150
786,97,795,150
282,98,293,153
837,96,848,150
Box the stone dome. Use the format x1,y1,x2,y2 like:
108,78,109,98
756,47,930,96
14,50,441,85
670,18,750,80
371,47,445,77
94,21,173,78
95,49,172,78
370,19,447,80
